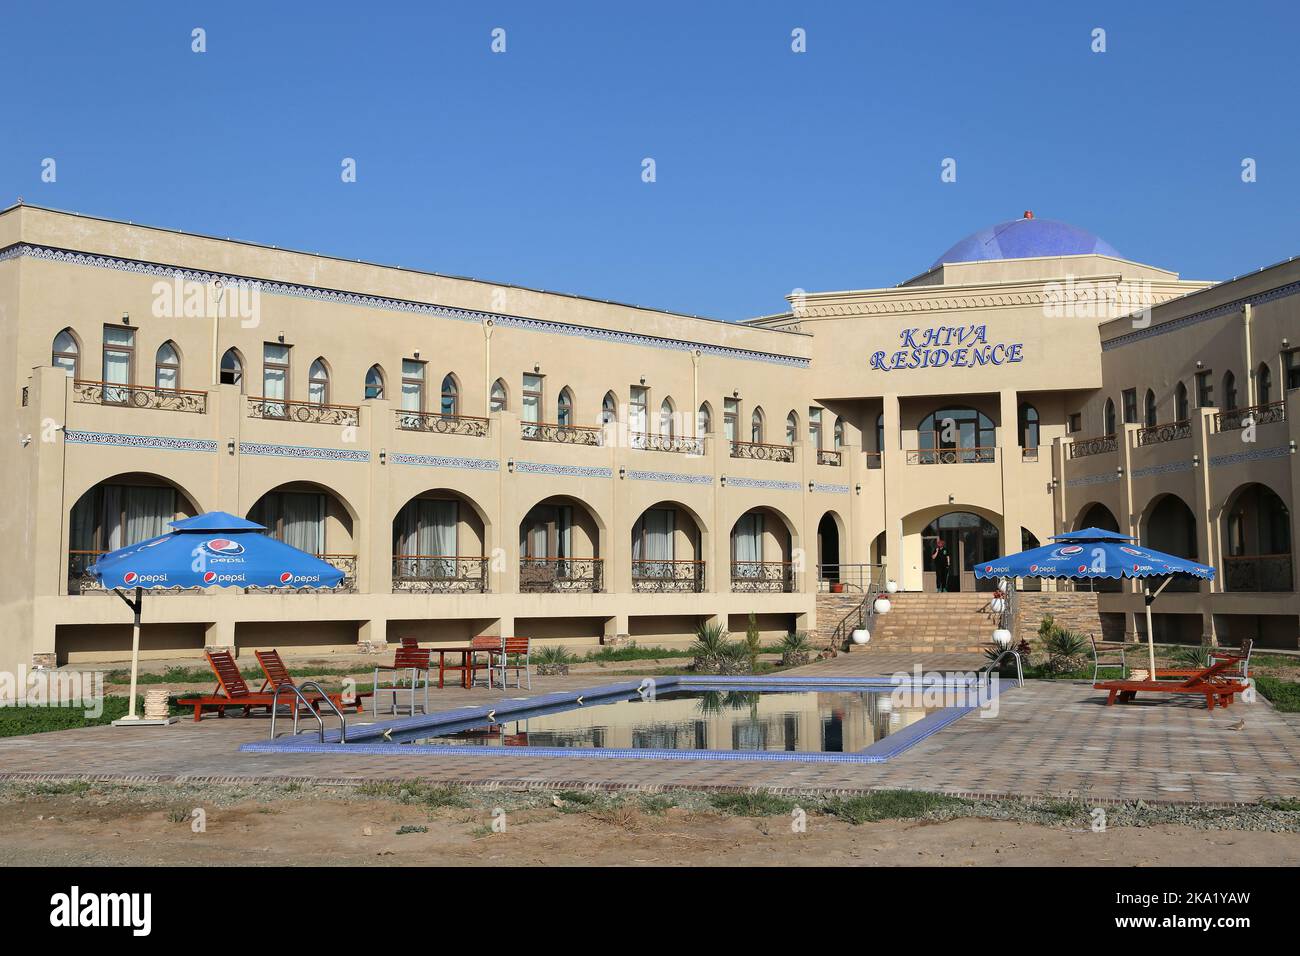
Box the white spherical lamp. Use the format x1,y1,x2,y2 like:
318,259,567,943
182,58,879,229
873,597,891,615
851,628,870,646
885,579,899,594
992,629,1012,648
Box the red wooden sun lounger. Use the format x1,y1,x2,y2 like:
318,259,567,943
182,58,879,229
1094,656,1249,710
254,649,370,713
182,650,358,722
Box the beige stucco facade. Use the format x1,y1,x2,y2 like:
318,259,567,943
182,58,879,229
1,203,1296,672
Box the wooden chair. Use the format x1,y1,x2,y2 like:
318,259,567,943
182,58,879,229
372,644,433,716
254,649,370,713
181,650,346,722
1088,634,1128,683
1094,656,1249,710
496,636,533,690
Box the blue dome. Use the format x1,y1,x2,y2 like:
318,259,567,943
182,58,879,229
932,217,1120,269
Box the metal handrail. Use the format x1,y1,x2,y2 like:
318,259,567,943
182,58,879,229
269,680,348,743
980,648,1023,688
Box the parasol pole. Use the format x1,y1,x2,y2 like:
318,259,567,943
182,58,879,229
1144,574,1174,679
113,586,145,720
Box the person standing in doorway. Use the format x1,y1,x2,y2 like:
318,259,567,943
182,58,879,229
932,539,951,592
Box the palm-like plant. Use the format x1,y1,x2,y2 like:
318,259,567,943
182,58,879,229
780,630,812,667
691,622,731,673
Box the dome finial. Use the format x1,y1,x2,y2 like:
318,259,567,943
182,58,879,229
1023,210,1034,220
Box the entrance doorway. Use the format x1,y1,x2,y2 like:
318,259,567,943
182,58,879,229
923,512,1000,592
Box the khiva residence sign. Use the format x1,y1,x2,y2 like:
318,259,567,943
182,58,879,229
869,325,1025,372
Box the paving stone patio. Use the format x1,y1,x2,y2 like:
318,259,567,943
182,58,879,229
2,651,1298,804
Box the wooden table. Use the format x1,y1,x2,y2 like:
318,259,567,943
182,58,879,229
432,645,484,688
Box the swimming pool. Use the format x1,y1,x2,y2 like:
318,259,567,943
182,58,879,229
240,676,1001,764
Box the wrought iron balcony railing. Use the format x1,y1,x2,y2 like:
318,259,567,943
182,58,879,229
519,557,604,592
74,380,207,414
905,446,996,465
1137,420,1192,445
392,555,488,593
729,440,795,462
631,559,706,592
521,421,603,446
730,561,794,593
247,396,359,427
816,449,842,466
1067,434,1117,459
628,432,706,455
395,409,489,437
1216,401,1287,432
1224,554,1294,592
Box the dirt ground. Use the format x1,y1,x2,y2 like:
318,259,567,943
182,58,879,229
4,787,1298,867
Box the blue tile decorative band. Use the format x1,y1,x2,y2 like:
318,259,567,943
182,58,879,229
64,430,218,453
239,442,369,462
392,454,499,472
514,461,612,479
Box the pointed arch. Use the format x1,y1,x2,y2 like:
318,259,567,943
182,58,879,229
220,347,245,391
750,405,765,444
490,377,509,412
440,372,460,417
696,401,713,436
659,396,675,436
557,386,575,426
364,364,386,400
308,357,331,404
155,340,181,390
52,328,80,378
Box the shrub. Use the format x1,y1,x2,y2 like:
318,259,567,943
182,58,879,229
535,645,572,676
779,631,812,667
1038,615,1089,674
744,612,762,671
690,622,730,674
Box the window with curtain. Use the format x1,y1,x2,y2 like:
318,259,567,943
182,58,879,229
1103,398,1116,435
490,379,508,412
251,491,325,555
102,326,135,403
697,402,712,436
659,398,674,436
364,365,385,400
70,484,178,553
785,411,797,445
308,359,330,404
632,508,674,562
723,399,738,442
557,388,574,426
834,417,845,449
394,498,458,577
440,374,459,417
601,391,617,425
629,386,647,433
401,359,425,415
919,407,994,452
1144,390,1157,427
1223,371,1238,410
1018,403,1040,448
522,373,543,423
155,342,180,391
732,513,763,564
1175,381,1190,420
53,329,79,378
220,349,243,390
808,408,822,449
263,343,290,416
1258,363,1272,404
750,407,764,443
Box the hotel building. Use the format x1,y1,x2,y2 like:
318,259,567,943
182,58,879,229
1,204,1295,672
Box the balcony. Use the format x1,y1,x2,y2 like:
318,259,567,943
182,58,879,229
519,557,603,593
730,561,794,593
729,440,795,463
865,452,883,469
74,380,207,414
816,449,842,466
392,555,488,593
1137,420,1191,446
1068,434,1117,459
629,432,706,455
247,396,359,427
631,559,706,592
395,409,489,437
1224,554,1294,592
905,446,995,465
244,554,357,593
1216,401,1287,432
521,421,603,446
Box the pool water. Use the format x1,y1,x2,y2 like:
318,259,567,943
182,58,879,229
393,688,936,753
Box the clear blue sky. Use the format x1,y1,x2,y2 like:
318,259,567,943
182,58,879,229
5,1,1297,320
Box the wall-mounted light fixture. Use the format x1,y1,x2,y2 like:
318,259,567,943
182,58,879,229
732,389,739,398
507,458,515,473
277,332,285,343
1291,440,1297,456
948,493,955,504
226,439,235,455
413,349,420,359
121,312,130,325
720,475,727,488
1195,360,1203,369
379,449,387,465
1115,465,1124,477
1284,338,1291,349
1192,453,1201,468
619,467,626,480
534,364,541,373
639,376,646,386
854,483,861,495
807,480,815,493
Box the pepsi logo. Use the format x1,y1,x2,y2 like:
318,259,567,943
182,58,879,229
984,565,993,573
1077,564,1088,573
123,571,138,585
204,538,245,555
280,571,294,584
203,571,217,584
1120,546,1143,556
1059,545,1084,556
1030,564,1039,573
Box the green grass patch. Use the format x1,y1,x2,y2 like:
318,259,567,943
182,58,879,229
821,789,969,824
1256,676,1300,712
0,696,195,737
709,791,798,816
395,824,429,835
355,782,470,808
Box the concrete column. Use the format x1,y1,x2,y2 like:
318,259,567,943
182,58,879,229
496,410,522,595
880,393,904,587
365,398,393,596
357,618,388,653
997,389,1023,556
603,612,629,644
204,619,236,654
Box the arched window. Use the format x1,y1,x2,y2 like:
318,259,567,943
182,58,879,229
219,348,243,390
1175,381,1189,421
1144,389,1157,427
155,341,180,390
52,329,79,378
490,378,508,412
750,406,765,444
1258,363,1272,405
785,410,798,445
833,417,845,449
308,359,330,404
1018,403,1040,449
1103,398,1116,436
557,387,574,427
918,406,995,451
440,374,459,417
364,365,385,400
697,402,712,436
601,391,617,425
659,397,675,436
1223,371,1238,411
875,413,884,453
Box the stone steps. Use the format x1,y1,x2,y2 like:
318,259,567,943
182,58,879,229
835,591,1001,654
